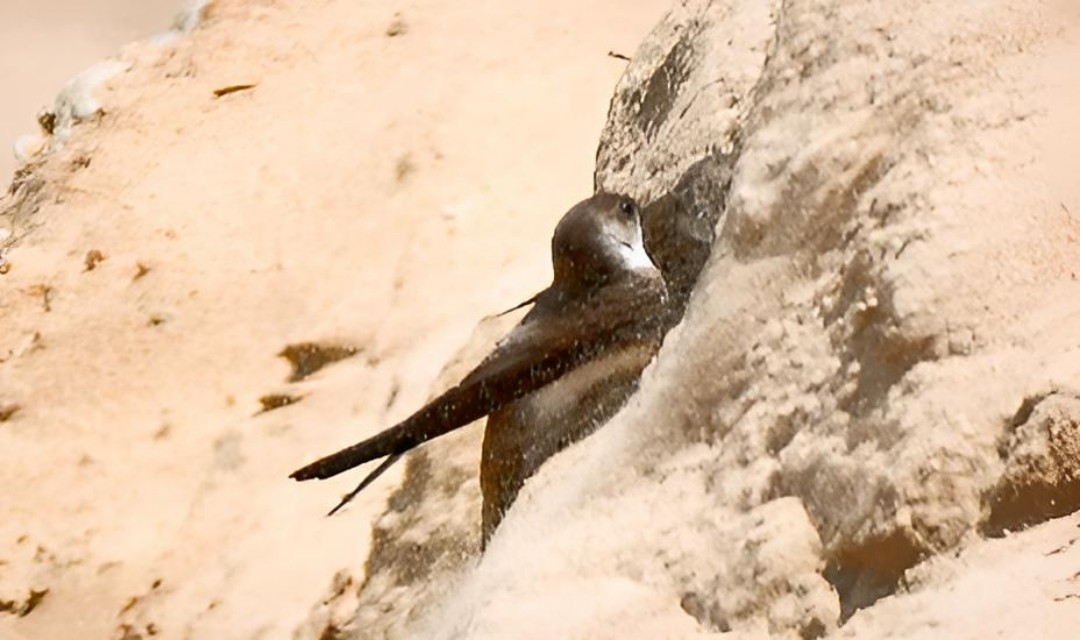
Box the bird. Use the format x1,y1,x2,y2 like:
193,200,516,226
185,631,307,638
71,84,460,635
291,192,669,543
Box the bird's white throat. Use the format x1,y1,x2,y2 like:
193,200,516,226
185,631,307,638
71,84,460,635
614,226,656,272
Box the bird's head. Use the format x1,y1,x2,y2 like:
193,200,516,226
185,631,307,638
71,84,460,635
551,192,658,290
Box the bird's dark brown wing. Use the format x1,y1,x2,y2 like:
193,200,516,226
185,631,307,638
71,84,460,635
289,276,665,483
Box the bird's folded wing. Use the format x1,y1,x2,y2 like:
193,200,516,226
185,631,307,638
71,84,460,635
289,279,661,482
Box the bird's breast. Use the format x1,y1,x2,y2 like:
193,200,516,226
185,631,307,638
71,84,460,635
482,342,655,489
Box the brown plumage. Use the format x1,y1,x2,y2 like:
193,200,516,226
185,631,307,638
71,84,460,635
291,192,668,543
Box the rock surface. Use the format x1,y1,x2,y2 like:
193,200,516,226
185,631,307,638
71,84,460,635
0,1,668,638
2,0,1079,639
407,0,1080,637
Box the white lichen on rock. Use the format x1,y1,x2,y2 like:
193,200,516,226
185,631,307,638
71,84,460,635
10,0,212,164
50,59,132,145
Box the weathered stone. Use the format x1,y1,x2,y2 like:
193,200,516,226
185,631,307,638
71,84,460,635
383,0,1080,637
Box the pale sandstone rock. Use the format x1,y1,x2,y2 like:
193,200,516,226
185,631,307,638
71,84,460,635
0,1,669,639
2,0,1078,638
412,0,1080,637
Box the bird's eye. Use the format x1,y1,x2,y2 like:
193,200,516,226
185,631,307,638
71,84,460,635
618,198,637,217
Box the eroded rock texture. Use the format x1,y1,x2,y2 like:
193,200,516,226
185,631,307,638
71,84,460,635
985,390,1080,536
311,0,1080,638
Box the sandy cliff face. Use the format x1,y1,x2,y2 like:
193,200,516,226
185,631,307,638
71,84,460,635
2,0,1079,639
439,0,1080,638
0,1,667,638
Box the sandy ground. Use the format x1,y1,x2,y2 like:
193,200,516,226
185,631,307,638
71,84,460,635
0,1,670,638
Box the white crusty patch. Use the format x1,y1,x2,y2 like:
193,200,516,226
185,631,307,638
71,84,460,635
152,0,213,43
49,60,131,145
13,133,46,165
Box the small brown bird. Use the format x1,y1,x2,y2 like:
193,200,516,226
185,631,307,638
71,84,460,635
291,192,668,543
